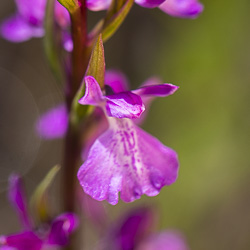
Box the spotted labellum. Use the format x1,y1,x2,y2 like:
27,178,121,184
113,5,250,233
77,75,179,205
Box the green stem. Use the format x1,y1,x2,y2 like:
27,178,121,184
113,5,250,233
67,0,88,106
62,3,89,250
63,0,87,212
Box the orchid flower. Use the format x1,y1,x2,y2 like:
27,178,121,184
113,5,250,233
77,75,179,205
35,70,165,140
87,0,166,11
0,174,78,250
87,0,203,18
98,206,189,250
1,0,70,45
159,0,204,19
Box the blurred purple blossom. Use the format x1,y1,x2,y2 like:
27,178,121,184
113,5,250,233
86,0,203,18
98,206,189,250
0,174,78,250
35,104,68,139
87,0,166,10
77,75,179,205
135,0,166,8
137,231,189,250
1,0,70,44
159,0,204,18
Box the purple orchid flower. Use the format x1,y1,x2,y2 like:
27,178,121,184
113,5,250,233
35,70,162,140
77,75,179,205
1,0,70,44
86,0,203,17
86,0,167,11
98,206,189,250
0,174,78,250
159,0,204,18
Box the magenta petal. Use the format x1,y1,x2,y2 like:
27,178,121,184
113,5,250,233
1,15,44,42
78,76,104,106
113,207,154,249
159,0,204,19
1,232,43,250
47,213,78,246
135,0,166,8
105,92,145,119
8,174,32,230
133,84,179,97
105,70,129,94
15,0,46,25
36,104,68,139
78,119,179,205
137,231,189,250
87,0,112,11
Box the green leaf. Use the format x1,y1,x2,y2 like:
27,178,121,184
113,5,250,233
102,0,134,42
105,0,127,23
71,35,105,125
44,0,65,83
30,165,60,222
88,0,134,45
86,35,105,88
56,0,78,14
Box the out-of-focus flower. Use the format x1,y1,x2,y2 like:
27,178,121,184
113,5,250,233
77,75,179,205
136,231,189,250
98,206,189,250
159,0,203,18
36,104,68,140
0,174,78,250
86,0,203,18
87,0,112,11
135,0,166,8
87,0,166,11
1,0,70,43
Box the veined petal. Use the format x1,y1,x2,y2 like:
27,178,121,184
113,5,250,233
133,84,179,97
47,213,78,246
87,0,112,11
78,118,179,205
78,76,104,106
0,232,43,250
105,70,129,94
159,0,204,19
1,15,44,42
36,104,68,139
137,231,189,250
8,175,32,230
105,92,145,119
135,0,166,8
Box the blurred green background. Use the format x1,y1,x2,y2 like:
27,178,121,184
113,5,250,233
0,0,250,249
